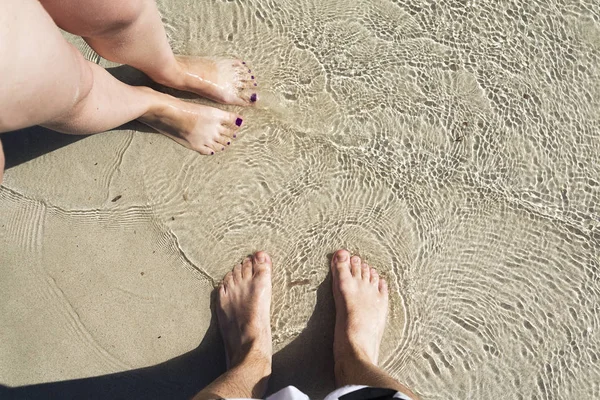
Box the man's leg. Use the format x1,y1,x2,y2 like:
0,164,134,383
0,0,244,156
331,250,420,400
39,0,259,106
193,252,273,400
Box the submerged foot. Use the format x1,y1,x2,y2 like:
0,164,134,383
331,249,389,366
139,90,244,155
217,251,273,369
156,56,258,106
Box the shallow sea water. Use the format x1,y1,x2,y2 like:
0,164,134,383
1,0,600,399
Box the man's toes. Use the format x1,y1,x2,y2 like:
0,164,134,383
378,277,388,295
332,249,352,279
218,282,226,296
253,251,272,275
361,262,370,281
241,257,253,279
233,263,243,282
350,256,362,278
223,271,234,289
370,268,379,285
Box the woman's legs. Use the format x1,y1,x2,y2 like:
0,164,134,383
39,0,259,106
331,250,420,400
0,0,244,158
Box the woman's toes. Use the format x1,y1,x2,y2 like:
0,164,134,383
240,90,258,104
194,144,216,156
219,125,238,139
350,256,362,278
207,141,225,153
226,115,244,129
215,134,231,147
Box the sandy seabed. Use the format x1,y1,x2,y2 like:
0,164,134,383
1,0,600,399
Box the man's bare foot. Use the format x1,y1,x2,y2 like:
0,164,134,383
217,251,273,370
138,89,244,155
331,249,389,366
154,56,258,106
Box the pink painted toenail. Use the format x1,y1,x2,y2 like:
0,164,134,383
235,117,243,126
250,93,257,102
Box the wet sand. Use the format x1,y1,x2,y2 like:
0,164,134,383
1,0,600,399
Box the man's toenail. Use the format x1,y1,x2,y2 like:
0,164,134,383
337,252,349,262
250,93,257,102
255,253,266,262
235,117,243,127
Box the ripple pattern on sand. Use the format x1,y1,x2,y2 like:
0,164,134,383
1,0,600,398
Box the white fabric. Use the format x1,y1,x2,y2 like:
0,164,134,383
227,384,413,400
266,386,309,400
323,385,369,400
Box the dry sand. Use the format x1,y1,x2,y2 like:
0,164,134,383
1,0,600,399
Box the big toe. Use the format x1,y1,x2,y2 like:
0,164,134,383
332,249,352,279
239,90,258,105
253,251,272,275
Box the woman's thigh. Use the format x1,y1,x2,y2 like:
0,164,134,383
0,0,91,133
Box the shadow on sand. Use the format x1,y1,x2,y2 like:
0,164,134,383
5,269,338,400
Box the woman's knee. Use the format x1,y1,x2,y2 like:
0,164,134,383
40,0,149,37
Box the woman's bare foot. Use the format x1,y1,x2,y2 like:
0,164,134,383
331,249,389,366
154,56,258,106
217,251,273,369
138,89,244,155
